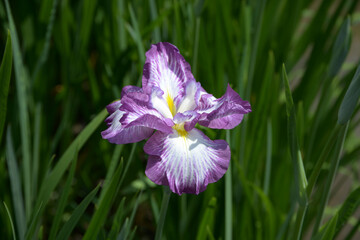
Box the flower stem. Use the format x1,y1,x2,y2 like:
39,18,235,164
155,186,171,240
225,130,232,240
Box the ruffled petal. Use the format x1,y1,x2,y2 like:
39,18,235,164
101,100,155,144
142,42,195,117
144,128,230,195
102,86,173,144
197,84,252,129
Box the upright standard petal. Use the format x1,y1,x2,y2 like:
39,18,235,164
142,42,195,117
197,85,252,129
101,86,173,144
144,128,230,195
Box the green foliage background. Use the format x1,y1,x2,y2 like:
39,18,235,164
0,0,360,239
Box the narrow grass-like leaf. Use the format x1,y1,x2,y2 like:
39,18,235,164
154,187,171,240
118,218,129,239
48,150,78,240
192,18,201,77
128,226,137,240
5,0,32,219
32,0,59,80
334,187,360,237
107,197,126,239
196,197,217,240
27,109,107,239
56,185,100,240
249,183,276,239
313,214,338,240
338,64,360,125
246,0,266,99
25,202,43,240
149,0,161,43
0,30,12,144
327,16,351,79
306,127,339,196
311,123,349,236
283,64,308,198
206,226,216,240
32,104,41,201
225,130,232,240
3,202,16,240
123,192,142,240
263,119,272,195
97,144,122,205
283,64,308,240
345,218,360,240
82,158,124,240
115,0,127,51
79,0,98,52
151,193,160,224
118,143,137,188
6,127,26,240
128,3,145,65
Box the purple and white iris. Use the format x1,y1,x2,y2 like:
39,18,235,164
102,42,251,195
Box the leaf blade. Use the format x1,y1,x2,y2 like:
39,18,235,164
0,30,12,144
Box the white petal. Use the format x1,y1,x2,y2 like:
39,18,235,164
144,128,230,195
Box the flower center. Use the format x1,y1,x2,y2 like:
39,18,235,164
173,123,188,137
166,93,176,117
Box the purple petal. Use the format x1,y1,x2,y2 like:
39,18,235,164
142,42,195,117
102,87,173,145
101,100,154,144
144,128,230,195
120,94,173,133
197,84,252,129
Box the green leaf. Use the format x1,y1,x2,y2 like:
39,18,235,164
97,144,122,206
338,64,360,125
263,119,272,195
225,130,232,240
0,30,12,144
32,0,59,80
306,127,339,197
149,0,161,43
6,127,26,240
334,187,360,237
196,197,217,240
283,64,308,240
121,192,142,240
56,185,100,240
282,64,308,198
82,158,124,240
32,104,42,201
327,16,351,79
128,3,145,67
249,183,276,239
311,123,349,237
107,197,126,239
5,0,32,219
79,0,97,52
3,202,16,240
313,214,338,240
48,150,78,240
26,109,107,239
154,187,171,240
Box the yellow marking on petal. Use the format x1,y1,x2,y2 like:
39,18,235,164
173,123,188,138
166,93,176,117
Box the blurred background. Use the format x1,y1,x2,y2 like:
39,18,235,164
0,0,360,239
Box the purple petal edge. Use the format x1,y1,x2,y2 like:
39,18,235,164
144,128,230,195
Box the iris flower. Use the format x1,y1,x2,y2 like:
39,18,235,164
102,42,251,195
